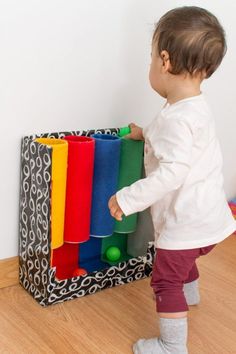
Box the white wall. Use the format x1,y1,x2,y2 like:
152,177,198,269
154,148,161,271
1,0,236,259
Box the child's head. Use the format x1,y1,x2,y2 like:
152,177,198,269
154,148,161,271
149,6,226,97
153,6,226,79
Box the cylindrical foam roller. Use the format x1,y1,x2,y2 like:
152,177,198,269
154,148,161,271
115,138,144,233
35,138,68,249
63,136,95,244
51,243,79,280
90,134,121,237
127,208,154,257
79,237,109,273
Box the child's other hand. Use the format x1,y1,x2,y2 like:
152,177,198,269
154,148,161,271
108,195,123,221
126,123,144,141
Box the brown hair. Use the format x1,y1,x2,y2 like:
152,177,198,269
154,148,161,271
153,6,226,78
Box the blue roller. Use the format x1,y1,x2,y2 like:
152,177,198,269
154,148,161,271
79,237,109,273
90,134,121,237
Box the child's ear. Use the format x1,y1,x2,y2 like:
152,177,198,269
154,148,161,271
160,50,171,72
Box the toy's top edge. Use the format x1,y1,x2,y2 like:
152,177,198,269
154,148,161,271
22,128,120,140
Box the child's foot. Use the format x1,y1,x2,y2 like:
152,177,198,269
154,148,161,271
133,337,166,353
133,337,188,354
133,317,188,354
183,279,200,305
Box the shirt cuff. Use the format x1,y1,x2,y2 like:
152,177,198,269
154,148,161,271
142,125,148,140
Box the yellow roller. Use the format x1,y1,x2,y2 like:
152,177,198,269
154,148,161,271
35,138,68,249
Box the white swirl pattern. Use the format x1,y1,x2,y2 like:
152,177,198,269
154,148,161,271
19,128,154,306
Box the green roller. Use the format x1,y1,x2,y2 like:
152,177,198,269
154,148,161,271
115,137,144,233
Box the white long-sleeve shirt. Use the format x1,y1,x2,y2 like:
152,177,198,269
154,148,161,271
116,94,236,249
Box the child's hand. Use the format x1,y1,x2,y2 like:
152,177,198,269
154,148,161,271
108,195,124,221
126,123,144,141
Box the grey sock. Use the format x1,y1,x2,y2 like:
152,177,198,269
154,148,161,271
184,279,200,306
133,317,188,354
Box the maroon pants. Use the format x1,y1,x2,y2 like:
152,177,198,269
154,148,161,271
151,244,215,313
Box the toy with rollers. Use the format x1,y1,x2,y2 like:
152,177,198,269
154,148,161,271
34,126,144,280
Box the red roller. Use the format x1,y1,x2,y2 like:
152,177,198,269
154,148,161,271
51,243,79,280
63,135,95,243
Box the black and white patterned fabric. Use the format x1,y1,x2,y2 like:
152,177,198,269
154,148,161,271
19,128,154,306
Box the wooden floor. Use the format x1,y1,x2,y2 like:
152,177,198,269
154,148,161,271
0,236,236,354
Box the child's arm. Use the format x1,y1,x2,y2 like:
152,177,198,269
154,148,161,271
113,117,193,217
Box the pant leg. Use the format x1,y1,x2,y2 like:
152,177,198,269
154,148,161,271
200,244,216,255
151,245,216,313
184,244,216,284
184,262,199,284
151,248,201,313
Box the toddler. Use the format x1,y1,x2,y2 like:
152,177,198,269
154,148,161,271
108,6,236,354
